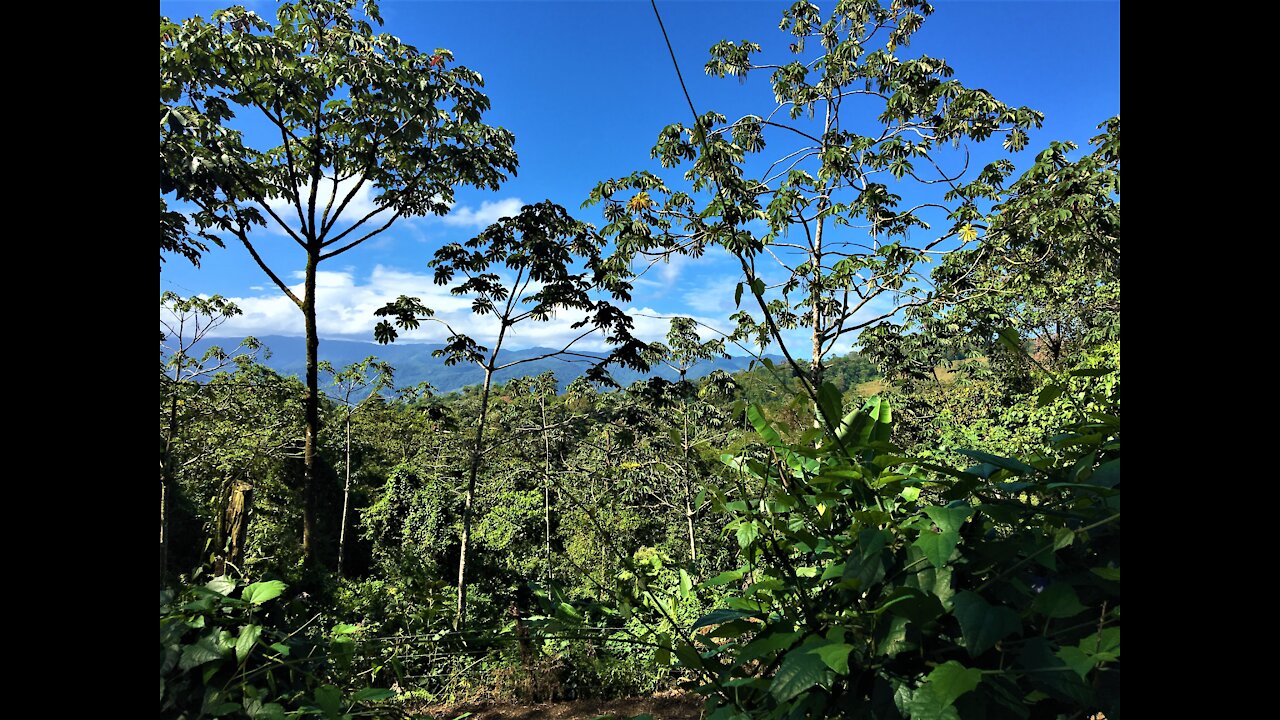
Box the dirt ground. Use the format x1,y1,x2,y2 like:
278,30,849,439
408,692,703,719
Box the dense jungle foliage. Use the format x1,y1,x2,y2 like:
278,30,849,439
161,1,1118,718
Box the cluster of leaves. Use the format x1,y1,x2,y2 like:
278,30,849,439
160,576,393,718
661,378,1118,719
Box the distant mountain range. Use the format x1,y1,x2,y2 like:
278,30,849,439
192,335,776,394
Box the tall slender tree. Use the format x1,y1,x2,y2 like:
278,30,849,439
374,200,647,627
159,292,261,583
160,0,517,564
589,0,1042,429
320,356,394,576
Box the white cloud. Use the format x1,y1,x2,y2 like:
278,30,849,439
263,174,381,234
442,198,524,228
196,265,733,352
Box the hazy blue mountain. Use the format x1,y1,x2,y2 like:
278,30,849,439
191,335,775,394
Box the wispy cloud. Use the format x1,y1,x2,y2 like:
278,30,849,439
191,265,729,352
441,198,524,228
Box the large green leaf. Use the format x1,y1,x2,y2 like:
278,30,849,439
739,631,800,664
771,645,830,702
817,381,843,429
692,607,760,631
954,449,1036,475
1018,637,1093,706
1031,583,1087,619
235,624,261,661
924,505,972,533
747,405,783,447
704,569,745,587
906,684,961,720
843,528,889,589
812,641,853,675
877,586,945,625
350,688,395,703
205,577,236,596
914,529,959,569
242,580,285,606
179,636,225,671
926,661,983,706
313,685,342,719
951,591,1021,656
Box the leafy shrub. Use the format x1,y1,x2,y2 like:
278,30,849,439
160,577,392,719
672,382,1119,719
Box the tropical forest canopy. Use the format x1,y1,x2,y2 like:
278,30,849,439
160,2,1119,718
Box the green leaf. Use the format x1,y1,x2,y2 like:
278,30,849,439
235,624,261,661
1031,583,1087,619
924,505,971,533
926,661,983,706
734,282,744,307
251,703,286,720
995,327,1023,353
843,528,889,589
679,569,693,599
1079,627,1120,661
951,591,1021,656
913,530,958,569
314,685,342,718
736,521,760,548
351,688,395,703
906,684,961,720
704,569,744,587
674,641,704,669
747,405,783,447
692,608,759,630
739,631,800,664
1088,458,1120,488
179,637,225,670
205,577,236,596
1056,646,1095,678
1018,637,1093,706
771,646,829,702
877,586,945,625
242,580,285,605
1090,566,1120,582
817,381,843,428
1069,367,1112,377
812,641,853,674
954,449,1036,475
914,505,970,568
876,615,912,658
1036,384,1063,406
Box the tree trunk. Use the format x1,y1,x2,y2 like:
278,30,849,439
302,252,320,565
686,505,698,565
338,413,352,577
217,480,254,576
457,366,495,628
540,395,552,581
160,357,183,585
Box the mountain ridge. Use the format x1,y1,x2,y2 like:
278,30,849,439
190,334,778,394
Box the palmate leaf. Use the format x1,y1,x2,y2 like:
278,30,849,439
771,643,830,702
951,591,1021,656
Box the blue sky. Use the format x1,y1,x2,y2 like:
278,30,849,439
161,0,1120,356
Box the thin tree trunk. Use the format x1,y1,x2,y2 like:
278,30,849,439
302,252,320,565
160,355,183,584
681,384,696,563
457,366,495,628
540,394,552,581
686,503,697,565
338,413,352,577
